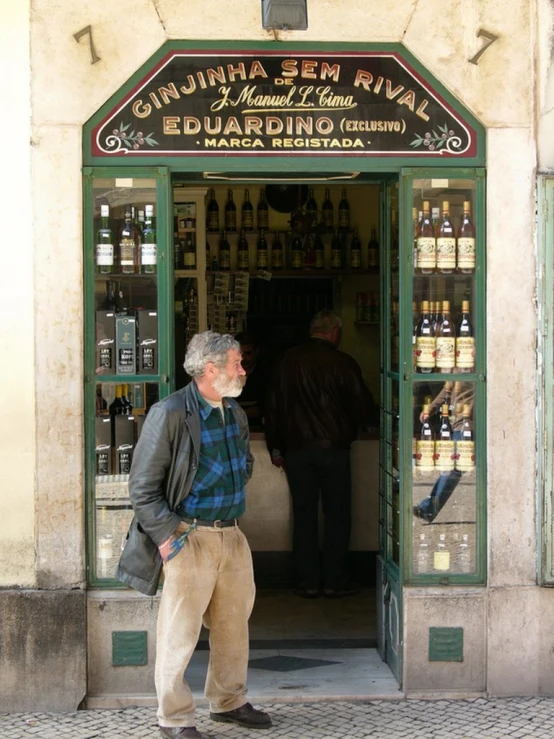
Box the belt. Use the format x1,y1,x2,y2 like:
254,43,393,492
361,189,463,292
181,516,238,528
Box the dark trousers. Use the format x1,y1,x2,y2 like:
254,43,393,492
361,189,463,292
284,448,352,591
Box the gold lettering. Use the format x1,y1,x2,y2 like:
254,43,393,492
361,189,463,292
244,116,263,136
227,63,247,81
385,80,404,100
302,60,318,79
163,116,181,134
397,90,415,112
353,69,373,91
182,117,201,134
281,59,298,77
149,92,162,109
249,61,268,79
321,63,340,82
416,99,431,122
158,83,180,106
132,99,151,118
206,67,226,86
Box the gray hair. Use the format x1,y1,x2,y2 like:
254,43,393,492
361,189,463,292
309,309,343,336
184,331,240,378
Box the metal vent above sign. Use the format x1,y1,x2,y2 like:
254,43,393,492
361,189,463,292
261,0,308,30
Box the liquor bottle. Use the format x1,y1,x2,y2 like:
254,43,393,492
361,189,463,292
456,300,475,372
430,301,439,334
206,188,220,232
130,206,143,247
455,404,475,472
173,232,183,270
219,231,231,270
435,300,456,372
182,234,196,270
237,229,250,271
96,204,114,274
436,201,456,274
306,188,318,226
100,280,117,311
224,189,237,232
349,228,361,268
412,207,419,269
109,384,126,417
140,204,157,274
96,386,108,413
256,230,268,270
368,227,379,268
121,384,133,415
415,300,435,373
431,205,441,230
416,403,435,471
119,208,138,274
314,234,324,269
412,300,419,368
417,532,430,574
137,209,145,239
459,533,471,573
435,403,455,472
271,231,284,270
416,201,436,274
257,188,269,230
322,188,333,230
434,532,450,571
331,228,343,269
338,187,350,230
241,189,254,231
457,200,476,274
290,234,303,269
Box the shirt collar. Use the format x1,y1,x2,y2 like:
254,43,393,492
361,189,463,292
194,382,230,420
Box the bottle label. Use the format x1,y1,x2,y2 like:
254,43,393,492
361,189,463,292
416,237,436,269
323,211,333,227
219,252,231,269
225,213,236,231
415,336,435,369
339,211,349,229
183,252,196,268
292,250,303,269
207,212,219,230
368,249,379,267
238,252,250,269
96,244,114,266
435,440,455,471
436,237,456,269
350,249,361,268
457,237,476,269
119,239,135,267
456,337,475,369
242,211,253,229
257,249,268,269
331,249,342,268
415,440,435,471
434,550,450,571
271,251,283,269
258,211,269,229
456,440,475,471
435,337,455,369
96,453,110,476
141,244,157,266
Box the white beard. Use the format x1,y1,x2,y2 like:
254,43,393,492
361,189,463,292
212,373,245,398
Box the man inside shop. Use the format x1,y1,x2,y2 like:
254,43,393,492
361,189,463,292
235,331,268,430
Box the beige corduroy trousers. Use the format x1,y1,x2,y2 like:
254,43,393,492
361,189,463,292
155,524,256,728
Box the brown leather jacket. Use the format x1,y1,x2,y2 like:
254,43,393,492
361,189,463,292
264,338,376,455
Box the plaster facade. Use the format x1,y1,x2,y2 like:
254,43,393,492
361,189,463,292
1,0,553,710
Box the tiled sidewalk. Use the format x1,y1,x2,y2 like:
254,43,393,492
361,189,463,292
4,698,554,738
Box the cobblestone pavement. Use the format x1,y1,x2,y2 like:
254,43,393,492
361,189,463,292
4,698,554,738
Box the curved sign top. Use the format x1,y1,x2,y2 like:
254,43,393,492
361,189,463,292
91,49,479,159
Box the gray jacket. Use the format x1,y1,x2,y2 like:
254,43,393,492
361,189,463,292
116,381,253,595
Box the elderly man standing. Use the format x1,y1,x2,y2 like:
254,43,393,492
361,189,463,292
265,310,376,600
117,331,271,739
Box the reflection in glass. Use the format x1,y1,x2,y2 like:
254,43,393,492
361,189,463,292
412,380,476,575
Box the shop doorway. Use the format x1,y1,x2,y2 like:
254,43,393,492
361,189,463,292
171,175,397,687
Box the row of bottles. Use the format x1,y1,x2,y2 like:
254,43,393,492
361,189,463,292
415,403,475,472
96,203,157,275
355,292,380,323
174,232,196,270
413,299,474,373
414,200,475,274
95,384,145,476
206,187,356,233
416,530,472,573
208,228,378,272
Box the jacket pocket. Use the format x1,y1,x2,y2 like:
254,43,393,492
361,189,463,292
118,517,162,592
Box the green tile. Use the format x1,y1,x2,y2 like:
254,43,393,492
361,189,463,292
428,627,464,662
112,630,148,666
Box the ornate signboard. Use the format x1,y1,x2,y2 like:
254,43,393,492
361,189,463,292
91,49,478,158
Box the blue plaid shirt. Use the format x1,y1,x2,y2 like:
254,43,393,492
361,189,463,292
176,386,247,521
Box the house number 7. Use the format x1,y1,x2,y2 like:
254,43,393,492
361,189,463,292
468,28,499,65
74,25,101,65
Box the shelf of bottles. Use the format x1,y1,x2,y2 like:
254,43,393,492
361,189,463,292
92,177,161,580
203,186,380,275
409,177,479,579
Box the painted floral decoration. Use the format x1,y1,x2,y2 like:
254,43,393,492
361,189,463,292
107,122,158,151
410,124,460,153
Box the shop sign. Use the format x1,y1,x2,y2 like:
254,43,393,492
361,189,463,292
91,50,478,158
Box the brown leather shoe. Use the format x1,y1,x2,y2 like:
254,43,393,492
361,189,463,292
210,702,272,728
159,727,203,738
